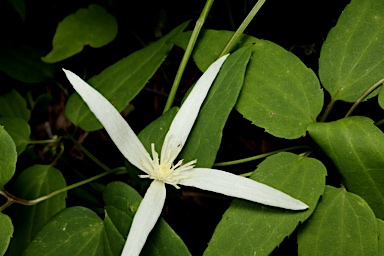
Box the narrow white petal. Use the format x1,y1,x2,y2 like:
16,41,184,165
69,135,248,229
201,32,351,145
161,54,229,163
121,180,166,256
63,69,152,173
179,168,309,210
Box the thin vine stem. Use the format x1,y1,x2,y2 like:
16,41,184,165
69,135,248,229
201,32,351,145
320,98,336,122
0,167,125,210
163,0,215,113
65,132,112,172
213,146,310,167
345,76,384,117
29,136,61,144
219,0,267,57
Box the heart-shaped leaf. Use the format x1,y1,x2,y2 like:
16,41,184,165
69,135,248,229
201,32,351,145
23,206,112,256
308,116,384,218
298,186,379,255
319,0,384,102
204,152,326,256
42,4,118,63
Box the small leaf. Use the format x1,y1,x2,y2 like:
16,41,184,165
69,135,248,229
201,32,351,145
42,4,118,63
308,116,384,218
0,44,54,83
0,213,13,255
0,117,30,155
6,0,25,21
204,153,326,256
0,89,31,121
319,0,384,102
0,126,17,188
23,206,112,256
103,181,191,256
65,21,189,131
7,165,67,256
236,40,323,139
180,47,252,167
298,186,379,255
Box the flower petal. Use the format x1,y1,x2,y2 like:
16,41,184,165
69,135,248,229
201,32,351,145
121,180,166,256
179,168,309,210
63,69,152,173
161,54,229,164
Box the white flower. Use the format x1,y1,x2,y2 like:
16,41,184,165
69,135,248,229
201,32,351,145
63,54,308,256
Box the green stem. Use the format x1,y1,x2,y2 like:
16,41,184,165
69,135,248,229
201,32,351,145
1,167,125,208
375,119,384,126
29,136,61,144
345,76,384,117
220,0,267,56
0,199,14,212
213,146,310,167
66,132,112,172
163,0,215,113
320,98,336,122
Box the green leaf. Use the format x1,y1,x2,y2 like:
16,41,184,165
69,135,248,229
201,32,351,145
42,4,118,63
378,219,384,254
23,206,112,256
0,117,30,155
298,186,378,255
236,40,323,139
0,213,13,255
179,47,252,167
65,21,189,131
0,126,17,188
319,0,384,102
0,44,55,83
0,89,31,121
7,165,67,255
103,181,191,256
204,152,326,256
6,0,25,21
308,116,384,218
172,30,256,71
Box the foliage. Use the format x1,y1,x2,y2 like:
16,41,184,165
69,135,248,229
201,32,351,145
1,0,384,255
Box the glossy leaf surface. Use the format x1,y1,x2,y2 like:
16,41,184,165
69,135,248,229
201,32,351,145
204,153,326,256
42,4,118,63
236,40,323,139
23,206,112,256
319,0,384,102
308,116,384,218
298,186,378,255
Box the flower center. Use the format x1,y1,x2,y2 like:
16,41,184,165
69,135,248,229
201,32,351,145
139,143,196,188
